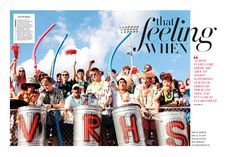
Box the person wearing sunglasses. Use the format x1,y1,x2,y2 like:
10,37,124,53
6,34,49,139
72,61,89,95
11,58,26,94
58,70,74,99
86,67,112,145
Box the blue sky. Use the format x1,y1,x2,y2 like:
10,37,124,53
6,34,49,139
10,10,190,81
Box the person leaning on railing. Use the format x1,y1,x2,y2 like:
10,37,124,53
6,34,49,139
36,76,65,145
37,76,64,109
133,71,159,146
63,83,88,145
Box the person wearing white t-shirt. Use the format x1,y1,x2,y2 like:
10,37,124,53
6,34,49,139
112,75,134,108
63,83,87,145
64,84,87,124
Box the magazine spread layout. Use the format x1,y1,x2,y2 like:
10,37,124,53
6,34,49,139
0,0,235,157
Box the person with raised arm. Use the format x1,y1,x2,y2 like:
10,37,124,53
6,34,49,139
72,61,89,95
86,67,112,145
85,60,95,83
11,58,26,95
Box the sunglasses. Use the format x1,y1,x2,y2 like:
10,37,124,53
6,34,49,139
90,73,97,76
62,74,69,76
73,87,80,90
19,70,25,73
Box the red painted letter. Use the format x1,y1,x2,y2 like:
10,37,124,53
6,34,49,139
165,120,188,146
19,113,40,142
119,114,140,143
84,114,100,143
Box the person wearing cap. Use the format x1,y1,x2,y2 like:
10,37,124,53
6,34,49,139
134,71,159,145
63,83,87,145
144,64,160,89
15,77,40,106
64,83,87,123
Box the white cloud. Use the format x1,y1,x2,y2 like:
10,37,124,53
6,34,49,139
111,11,160,55
19,11,160,79
171,54,182,62
19,59,34,78
19,49,54,78
111,11,158,27
37,49,54,74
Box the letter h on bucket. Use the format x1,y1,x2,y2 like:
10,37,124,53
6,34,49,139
112,104,145,146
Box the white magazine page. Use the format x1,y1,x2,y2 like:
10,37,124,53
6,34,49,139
0,0,235,157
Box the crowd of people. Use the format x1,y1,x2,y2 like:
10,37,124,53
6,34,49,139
10,58,190,146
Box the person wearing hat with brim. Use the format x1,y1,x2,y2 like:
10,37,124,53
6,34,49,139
134,71,159,145
137,71,156,79
15,77,40,106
